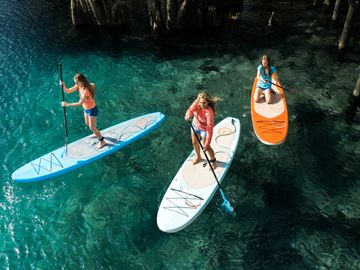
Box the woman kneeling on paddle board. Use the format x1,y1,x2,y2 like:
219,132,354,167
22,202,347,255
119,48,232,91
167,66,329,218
255,55,278,104
184,92,219,169
60,73,106,149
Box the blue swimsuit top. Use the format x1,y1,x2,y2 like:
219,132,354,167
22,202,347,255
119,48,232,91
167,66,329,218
257,65,277,90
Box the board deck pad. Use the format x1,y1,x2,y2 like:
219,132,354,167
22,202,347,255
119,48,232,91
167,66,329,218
157,117,240,233
66,119,150,159
12,112,165,182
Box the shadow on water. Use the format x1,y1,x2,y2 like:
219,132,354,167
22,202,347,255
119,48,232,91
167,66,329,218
242,200,360,269
227,95,360,269
292,99,358,196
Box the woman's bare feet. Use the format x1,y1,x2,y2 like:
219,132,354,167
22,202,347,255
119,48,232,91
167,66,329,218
210,158,217,170
96,138,107,149
192,156,201,165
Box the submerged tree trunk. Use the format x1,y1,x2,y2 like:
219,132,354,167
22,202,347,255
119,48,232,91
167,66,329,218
71,0,129,25
338,0,359,53
148,0,212,32
147,0,241,33
70,0,242,31
354,73,360,97
332,0,342,22
345,73,360,121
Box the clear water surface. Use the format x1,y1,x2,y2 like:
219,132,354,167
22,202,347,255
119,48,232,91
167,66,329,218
0,0,360,269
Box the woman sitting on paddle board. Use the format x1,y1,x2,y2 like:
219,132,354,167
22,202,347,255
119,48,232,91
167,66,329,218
255,55,278,104
184,92,219,169
60,73,106,149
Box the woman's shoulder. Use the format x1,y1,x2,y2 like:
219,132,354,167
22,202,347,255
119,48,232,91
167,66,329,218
271,65,277,72
204,107,214,115
80,87,91,95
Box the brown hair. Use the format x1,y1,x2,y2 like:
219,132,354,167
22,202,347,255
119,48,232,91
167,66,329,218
261,55,271,66
74,73,95,98
260,55,272,77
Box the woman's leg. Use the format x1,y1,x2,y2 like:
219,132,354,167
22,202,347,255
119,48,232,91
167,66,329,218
254,88,264,103
206,146,217,169
191,131,202,164
264,89,273,104
84,112,97,137
201,137,216,169
84,112,90,127
88,116,106,148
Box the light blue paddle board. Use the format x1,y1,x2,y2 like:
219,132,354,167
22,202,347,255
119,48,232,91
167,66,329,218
12,112,165,182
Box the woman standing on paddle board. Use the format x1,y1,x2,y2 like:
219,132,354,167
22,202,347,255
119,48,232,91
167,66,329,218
60,73,106,149
255,55,278,104
184,92,219,169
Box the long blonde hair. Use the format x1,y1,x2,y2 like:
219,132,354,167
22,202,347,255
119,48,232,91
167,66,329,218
74,73,96,98
197,91,221,113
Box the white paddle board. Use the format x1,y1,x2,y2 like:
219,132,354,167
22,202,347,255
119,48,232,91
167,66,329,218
12,112,165,182
157,117,240,233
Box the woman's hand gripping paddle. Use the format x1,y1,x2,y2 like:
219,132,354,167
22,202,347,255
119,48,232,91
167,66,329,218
188,121,235,216
267,80,294,93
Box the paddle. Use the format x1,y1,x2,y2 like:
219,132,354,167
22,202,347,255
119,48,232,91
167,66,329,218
59,63,69,153
188,121,235,216
267,80,294,93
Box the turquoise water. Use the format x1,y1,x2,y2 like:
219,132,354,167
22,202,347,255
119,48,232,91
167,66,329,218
1,0,360,269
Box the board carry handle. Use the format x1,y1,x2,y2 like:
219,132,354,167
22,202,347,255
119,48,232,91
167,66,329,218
188,120,235,216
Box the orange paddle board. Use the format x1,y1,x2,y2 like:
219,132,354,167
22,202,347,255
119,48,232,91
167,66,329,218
251,77,288,145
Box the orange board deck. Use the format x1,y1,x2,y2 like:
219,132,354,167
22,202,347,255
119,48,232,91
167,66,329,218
251,77,288,145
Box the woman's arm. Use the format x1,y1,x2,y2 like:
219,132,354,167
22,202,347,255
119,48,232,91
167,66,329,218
60,81,78,94
257,67,261,79
62,95,85,107
257,66,267,82
203,110,214,149
184,99,199,120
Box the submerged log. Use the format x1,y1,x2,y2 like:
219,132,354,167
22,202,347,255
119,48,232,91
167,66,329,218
338,0,359,53
267,11,277,29
71,0,129,25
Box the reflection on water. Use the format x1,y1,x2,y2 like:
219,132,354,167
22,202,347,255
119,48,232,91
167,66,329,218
0,0,360,269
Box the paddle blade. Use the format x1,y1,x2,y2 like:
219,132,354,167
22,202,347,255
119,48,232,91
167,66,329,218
222,200,235,216
219,189,235,216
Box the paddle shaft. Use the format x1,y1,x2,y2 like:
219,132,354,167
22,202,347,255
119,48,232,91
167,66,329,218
59,63,69,151
268,80,294,93
188,121,223,190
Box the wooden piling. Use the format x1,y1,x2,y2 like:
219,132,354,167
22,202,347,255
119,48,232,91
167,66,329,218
344,73,360,121
332,0,342,22
338,0,359,53
353,73,360,97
